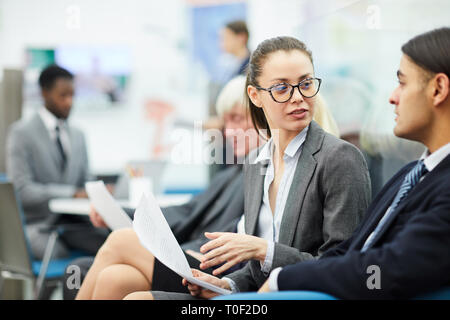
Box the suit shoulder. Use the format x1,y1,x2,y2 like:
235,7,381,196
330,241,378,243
7,117,36,139
320,133,365,161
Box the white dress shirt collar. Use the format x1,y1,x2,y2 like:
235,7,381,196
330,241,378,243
254,126,309,164
38,106,71,156
420,142,450,172
39,106,66,131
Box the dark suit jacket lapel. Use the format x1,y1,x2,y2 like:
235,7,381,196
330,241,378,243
365,156,450,248
350,179,402,249
278,121,322,246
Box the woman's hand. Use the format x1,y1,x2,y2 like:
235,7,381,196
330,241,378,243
199,232,267,275
182,269,230,299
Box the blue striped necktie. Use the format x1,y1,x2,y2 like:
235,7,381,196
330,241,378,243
361,160,428,252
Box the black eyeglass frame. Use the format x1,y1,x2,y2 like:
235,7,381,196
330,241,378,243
254,77,322,103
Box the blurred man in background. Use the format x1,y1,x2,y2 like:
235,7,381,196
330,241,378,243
6,64,109,261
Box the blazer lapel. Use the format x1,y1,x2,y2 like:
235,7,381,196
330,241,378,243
244,160,266,235
64,125,79,179
34,114,63,172
365,156,450,247
278,121,322,246
350,188,399,250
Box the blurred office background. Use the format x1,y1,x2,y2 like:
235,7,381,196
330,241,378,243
0,0,449,204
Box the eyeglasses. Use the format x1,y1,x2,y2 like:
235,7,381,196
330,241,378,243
255,78,322,103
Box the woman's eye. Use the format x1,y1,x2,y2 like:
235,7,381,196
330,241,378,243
300,81,312,89
273,84,289,93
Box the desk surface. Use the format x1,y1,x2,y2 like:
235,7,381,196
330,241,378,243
49,194,192,215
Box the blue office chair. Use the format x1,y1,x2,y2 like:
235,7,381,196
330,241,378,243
215,291,337,300
0,182,90,299
414,287,450,300
215,288,450,300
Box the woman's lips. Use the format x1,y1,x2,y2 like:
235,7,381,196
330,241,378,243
288,108,308,119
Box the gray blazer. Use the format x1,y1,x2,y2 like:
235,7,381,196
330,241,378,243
6,113,90,224
226,121,372,291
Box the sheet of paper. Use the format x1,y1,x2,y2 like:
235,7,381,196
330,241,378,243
85,181,133,230
132,194,231,295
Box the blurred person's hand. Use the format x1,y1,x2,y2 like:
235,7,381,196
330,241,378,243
89,204,108,228
73,188,88,198
105,183,115,195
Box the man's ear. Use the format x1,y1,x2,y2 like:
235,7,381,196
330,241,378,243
247,85,262,109
431,73,449,107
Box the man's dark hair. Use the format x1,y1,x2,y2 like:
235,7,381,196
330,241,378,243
401,27,450,79
38,64,74,90
225,20,249,40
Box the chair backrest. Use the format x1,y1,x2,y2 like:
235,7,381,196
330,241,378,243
0,182,33,277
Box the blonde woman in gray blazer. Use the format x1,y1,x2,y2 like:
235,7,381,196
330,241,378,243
125,37,371,300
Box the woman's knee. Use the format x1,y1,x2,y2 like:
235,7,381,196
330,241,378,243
94,264,151,298
95,265,124,289
96,228,136,259
92,265,133,299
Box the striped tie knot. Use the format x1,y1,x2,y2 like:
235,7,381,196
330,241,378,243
391,160,428,210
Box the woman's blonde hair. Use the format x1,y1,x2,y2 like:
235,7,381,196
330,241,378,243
215,75,247,116
313,94,340,138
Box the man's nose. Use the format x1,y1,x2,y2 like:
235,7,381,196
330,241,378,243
389,87,399,105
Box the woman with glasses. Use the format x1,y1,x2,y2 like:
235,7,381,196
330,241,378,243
125,36,371,300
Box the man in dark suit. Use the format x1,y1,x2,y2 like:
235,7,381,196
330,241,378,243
6,65,109,260
257,27,450,299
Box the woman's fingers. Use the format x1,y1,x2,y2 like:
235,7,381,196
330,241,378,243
212,258,241,276
200,251,230,269
200,234,226,253
202,245,228,262
204,232,223,239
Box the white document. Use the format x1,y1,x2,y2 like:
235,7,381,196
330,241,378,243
85,181,133,230
133,194,232,296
